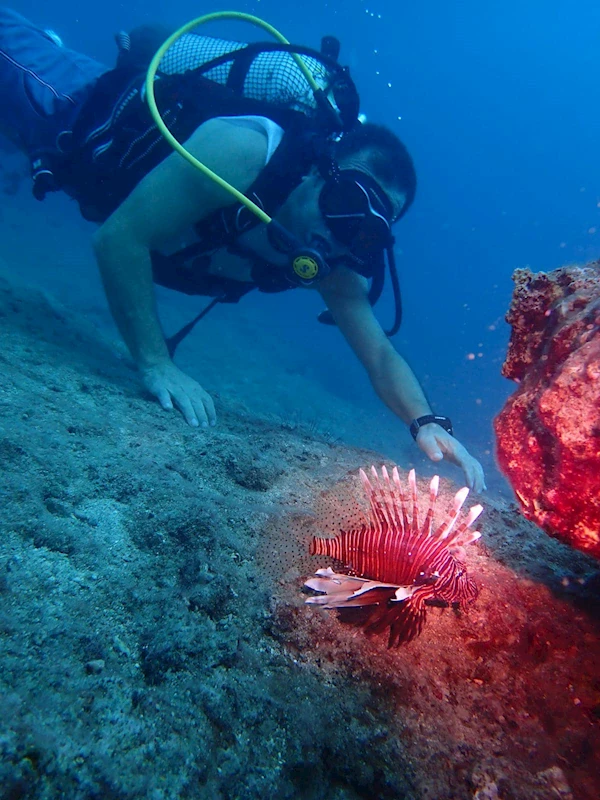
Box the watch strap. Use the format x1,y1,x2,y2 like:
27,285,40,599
410,414,453,441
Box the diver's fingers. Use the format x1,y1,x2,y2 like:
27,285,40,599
201,391,217,427
171,389,201,427
141,362,216,428
417,426,487,492
155,387,174,412
453,450,487,493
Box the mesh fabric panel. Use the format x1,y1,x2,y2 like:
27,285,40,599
159,33,331,114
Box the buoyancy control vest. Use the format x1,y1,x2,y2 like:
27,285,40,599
53,28,359,299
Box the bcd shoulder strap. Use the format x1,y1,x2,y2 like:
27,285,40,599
60,64,308,222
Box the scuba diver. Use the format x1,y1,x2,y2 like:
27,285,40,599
0,7,486,491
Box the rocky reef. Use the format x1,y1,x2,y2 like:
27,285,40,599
494,262,600,559
1,269,599,799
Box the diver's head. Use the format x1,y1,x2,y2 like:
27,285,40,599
329,121,417,222
276,123,416,278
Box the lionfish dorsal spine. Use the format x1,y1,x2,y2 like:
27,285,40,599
392,466,411,534
363,466,407,539
434,486,470,540
421,475,439,538
359,467,371,493
445,504,484,546
408,469,419,535
379,465,403,533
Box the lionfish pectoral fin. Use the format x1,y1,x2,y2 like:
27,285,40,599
363,597,427,647
314,567,338,578
304,571,372,605
304,572,401,609
350,580,408,601
304,567,350,593
387,599,427,647
390,586,415,602
304,574,361,596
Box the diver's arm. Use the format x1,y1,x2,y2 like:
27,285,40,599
93,225,168,369
318,268,486,491
317,268,431,422
93,118,268,370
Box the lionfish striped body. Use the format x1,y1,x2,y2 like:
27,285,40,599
304,466,483,647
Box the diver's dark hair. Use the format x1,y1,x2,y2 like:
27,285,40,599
333,123,417,218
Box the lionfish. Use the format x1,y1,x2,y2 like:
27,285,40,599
304,466,483,647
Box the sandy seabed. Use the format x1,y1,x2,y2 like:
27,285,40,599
0,271,599,800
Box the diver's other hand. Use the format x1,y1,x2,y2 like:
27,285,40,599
140,361,217,428
416,424,487,492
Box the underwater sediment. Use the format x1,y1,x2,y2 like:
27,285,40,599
1,272,599,799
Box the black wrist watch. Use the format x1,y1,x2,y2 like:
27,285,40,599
409,414,453,441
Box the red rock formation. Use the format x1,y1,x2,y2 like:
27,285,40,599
494,262,600,559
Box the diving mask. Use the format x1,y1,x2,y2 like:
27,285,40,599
319,168,394,260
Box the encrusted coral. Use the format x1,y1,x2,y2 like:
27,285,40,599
494,262,600,559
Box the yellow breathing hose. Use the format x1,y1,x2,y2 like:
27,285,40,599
145,12,321,226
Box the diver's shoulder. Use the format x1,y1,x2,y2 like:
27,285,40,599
192,116,269,157
184,117,269,186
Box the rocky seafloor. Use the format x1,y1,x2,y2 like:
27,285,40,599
1,272,599,800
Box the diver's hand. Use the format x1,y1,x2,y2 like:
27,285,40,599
140,361,217,428
416,424,487,492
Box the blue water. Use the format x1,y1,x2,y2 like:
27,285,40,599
5,0,600,482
